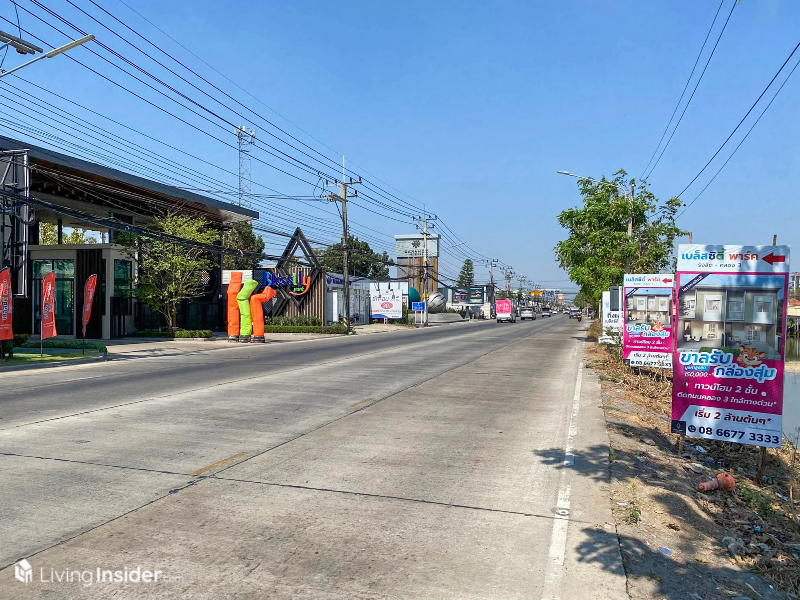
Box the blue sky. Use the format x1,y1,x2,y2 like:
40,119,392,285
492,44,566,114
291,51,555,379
1,0,798,292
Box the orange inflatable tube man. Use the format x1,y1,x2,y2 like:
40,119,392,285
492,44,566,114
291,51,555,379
250,286,277,342
226,271,243,340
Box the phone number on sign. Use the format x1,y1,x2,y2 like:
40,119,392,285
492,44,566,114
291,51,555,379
688,425,779,445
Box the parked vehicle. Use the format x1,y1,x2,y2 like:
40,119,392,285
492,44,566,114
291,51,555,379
520,307,536,320
496,299,516,323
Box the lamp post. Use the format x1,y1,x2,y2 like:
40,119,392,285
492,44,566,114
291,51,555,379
0,32,94,79
558,170,635,271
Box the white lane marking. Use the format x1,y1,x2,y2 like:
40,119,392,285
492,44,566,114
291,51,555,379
542,358,583,600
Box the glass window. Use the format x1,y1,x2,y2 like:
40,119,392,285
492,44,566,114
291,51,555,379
728,300,743,320
114,259,133,298
32,259,75,335
647,297,656,310
756,301,769,313
706,299,720,312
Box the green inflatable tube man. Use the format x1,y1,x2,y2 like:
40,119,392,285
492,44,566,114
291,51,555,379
237,279,259,337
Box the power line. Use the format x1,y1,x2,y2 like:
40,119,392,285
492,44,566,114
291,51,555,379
641,0,736,181
638,0,726,179
674,37,800,199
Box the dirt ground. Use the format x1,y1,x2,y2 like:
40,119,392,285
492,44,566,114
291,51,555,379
586,343,800,600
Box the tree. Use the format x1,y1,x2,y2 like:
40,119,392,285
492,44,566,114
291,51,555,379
320,235,390,280
457,259,474,287
118,213,218,329
222,221,265,270
39,223,97,245
554,169,686,305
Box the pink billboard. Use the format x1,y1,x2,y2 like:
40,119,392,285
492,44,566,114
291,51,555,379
623,274,674,368
671,245,790,448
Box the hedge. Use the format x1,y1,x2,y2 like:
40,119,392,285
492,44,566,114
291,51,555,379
13,333,29,346
131,330,213,338
262,324,348,334
22,339,108,353
264,316,323,327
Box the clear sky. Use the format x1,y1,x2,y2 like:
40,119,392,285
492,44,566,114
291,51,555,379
1,0,798,293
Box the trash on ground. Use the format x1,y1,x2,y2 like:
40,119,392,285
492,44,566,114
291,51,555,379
658,547,672,555
698,473,736,492
695,445,708,454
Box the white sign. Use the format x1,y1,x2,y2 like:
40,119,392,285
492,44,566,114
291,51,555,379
395,234,439,258
628,351,673,368
222,270,253,284
600,290,623,344
677,245,789,273
370,287,402,319
623,273,675,288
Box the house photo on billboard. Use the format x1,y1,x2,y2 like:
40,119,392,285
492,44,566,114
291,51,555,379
677,274,785,358
625,289,672,326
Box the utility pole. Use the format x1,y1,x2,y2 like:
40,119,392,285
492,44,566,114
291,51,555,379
236,126,256,207
413,213,438,326
327,172,361,334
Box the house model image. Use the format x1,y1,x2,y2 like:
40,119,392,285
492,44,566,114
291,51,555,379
677,274,784,359
626,289,672,326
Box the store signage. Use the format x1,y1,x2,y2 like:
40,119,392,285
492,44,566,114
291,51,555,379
452,287,485,306
623,274,674,368
0,267,12,341
261,271,311,296
671,244,790,448
394,234,440,258
370,286,402,319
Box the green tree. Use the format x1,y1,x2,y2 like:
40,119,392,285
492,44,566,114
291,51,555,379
39,223,97,244
457,259,474,287
320,235,390,279
222,221,265,270
554,169,686,305
118,213,218,328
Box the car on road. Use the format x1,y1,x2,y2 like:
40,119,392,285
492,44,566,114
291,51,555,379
569,308,581,318
541,308,552,317
520,307,536,320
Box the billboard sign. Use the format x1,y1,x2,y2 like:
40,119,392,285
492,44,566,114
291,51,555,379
451,287,485,306
671,245,790,448
370,285,403,319
599,290,622,344
394,234,439,258
623,274,674,368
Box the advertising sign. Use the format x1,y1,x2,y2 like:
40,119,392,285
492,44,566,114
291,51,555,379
370,285,402,319
0,267,12,341
81,274,97,339
671,245,790,448
599,290,622,344
41,271,57,340
394,234,440,258
623,274,674,368
451,287,485,306
411,302,425,312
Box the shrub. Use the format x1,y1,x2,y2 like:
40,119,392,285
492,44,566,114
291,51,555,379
262,324,348,334
699,346,740,357
13,333,29,346
131,330,213,338
22,339,107,353
264,316,323,327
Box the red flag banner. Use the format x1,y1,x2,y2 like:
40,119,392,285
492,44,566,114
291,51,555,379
0,267,12,341
82,274,97,338
41,271,57,340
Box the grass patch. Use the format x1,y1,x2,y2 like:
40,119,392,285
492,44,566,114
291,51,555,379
0,350,101,367
609,447,619,462
740,485,774,516
21,339,107,353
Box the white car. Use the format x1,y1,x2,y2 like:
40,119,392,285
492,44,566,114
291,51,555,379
541,309,552,317
520,307,536,320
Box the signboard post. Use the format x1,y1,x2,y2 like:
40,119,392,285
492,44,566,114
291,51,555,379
671,244,790,448
623,274,675,368
412,302,425,325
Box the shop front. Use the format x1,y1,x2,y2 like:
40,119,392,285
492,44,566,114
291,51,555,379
325,274,370,325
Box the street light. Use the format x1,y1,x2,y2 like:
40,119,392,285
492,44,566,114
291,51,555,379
0,33,94,79
558,169,636,269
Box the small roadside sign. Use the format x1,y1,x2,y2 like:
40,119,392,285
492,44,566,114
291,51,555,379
412,302,425,312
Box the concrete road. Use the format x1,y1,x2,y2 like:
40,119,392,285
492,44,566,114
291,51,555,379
0,317,626,599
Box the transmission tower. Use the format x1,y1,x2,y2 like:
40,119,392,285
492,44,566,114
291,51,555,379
236,125,256,207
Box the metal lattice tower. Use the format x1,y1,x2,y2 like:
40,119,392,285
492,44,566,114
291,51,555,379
237,125,256,207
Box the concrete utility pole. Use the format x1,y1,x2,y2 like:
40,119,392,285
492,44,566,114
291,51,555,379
327,171,361,335
414,213,438,327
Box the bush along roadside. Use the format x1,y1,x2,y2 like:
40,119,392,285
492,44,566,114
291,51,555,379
262,324,348,334
21,339,108,353
130,330,213,338
587,343,800,598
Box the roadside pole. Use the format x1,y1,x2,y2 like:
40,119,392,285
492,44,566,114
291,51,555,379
327,171,361,334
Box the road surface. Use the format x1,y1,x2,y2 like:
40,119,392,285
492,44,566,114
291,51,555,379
0,317,626,599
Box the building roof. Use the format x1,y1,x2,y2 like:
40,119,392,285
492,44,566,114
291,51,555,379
0,135,258,223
